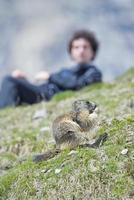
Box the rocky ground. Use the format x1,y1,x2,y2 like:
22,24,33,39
0,67,134,200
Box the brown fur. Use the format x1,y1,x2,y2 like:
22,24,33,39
33,100,107,163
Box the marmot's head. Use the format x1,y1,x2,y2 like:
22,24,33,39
72,99,97,114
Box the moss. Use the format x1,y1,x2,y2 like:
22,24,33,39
116,66,134,82
52,90,75,102
0,67,134,199
0,170,18,198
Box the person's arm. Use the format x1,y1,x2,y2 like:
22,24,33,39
49,66,102,90
77,66,102,88
34,71,50,85
49,69,78,90
12,69,27,79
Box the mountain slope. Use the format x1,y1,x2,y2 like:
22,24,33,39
0,67,134,200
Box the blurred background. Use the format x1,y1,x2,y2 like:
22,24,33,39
0,0,134,82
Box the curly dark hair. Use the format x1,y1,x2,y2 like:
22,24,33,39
68,29,99,60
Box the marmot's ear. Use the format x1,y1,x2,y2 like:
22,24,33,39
72,100,81,110
72,99,87,111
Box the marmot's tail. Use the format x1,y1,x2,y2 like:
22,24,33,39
32,149,61,163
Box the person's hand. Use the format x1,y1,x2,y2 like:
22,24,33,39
12,69,26,79
35,71,50,82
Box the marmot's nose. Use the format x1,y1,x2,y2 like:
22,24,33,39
90,103,96,110
93,104,97,110
89,103,97,113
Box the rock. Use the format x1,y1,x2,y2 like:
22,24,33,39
36,126,50,141
17,155,27,163
40,126,50,132
41,168,52,173
130,155,134,160
0,169,7,176
126,139,133,145
55,168,62,174
121,149,128,155
47,139,55,144
33,110,47,120
106,118,113,126
128,131,134,137
88,159,98,172
0,159,13,170
68,150,78,156
97,150,108,162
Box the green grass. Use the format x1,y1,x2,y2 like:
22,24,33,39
0,67,134,200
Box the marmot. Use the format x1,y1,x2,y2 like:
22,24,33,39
33,100,108,162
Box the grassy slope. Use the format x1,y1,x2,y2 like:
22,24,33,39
0,68,134,200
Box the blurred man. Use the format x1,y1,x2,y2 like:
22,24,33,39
0,29,102,109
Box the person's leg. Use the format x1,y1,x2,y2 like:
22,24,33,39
39,82,61,101
0,76,19,108
0,76,41,109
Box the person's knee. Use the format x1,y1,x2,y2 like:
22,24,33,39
2,75,19,86
1,75,17,89
2,75,15,83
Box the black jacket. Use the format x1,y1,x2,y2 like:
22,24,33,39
39,63,102,100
